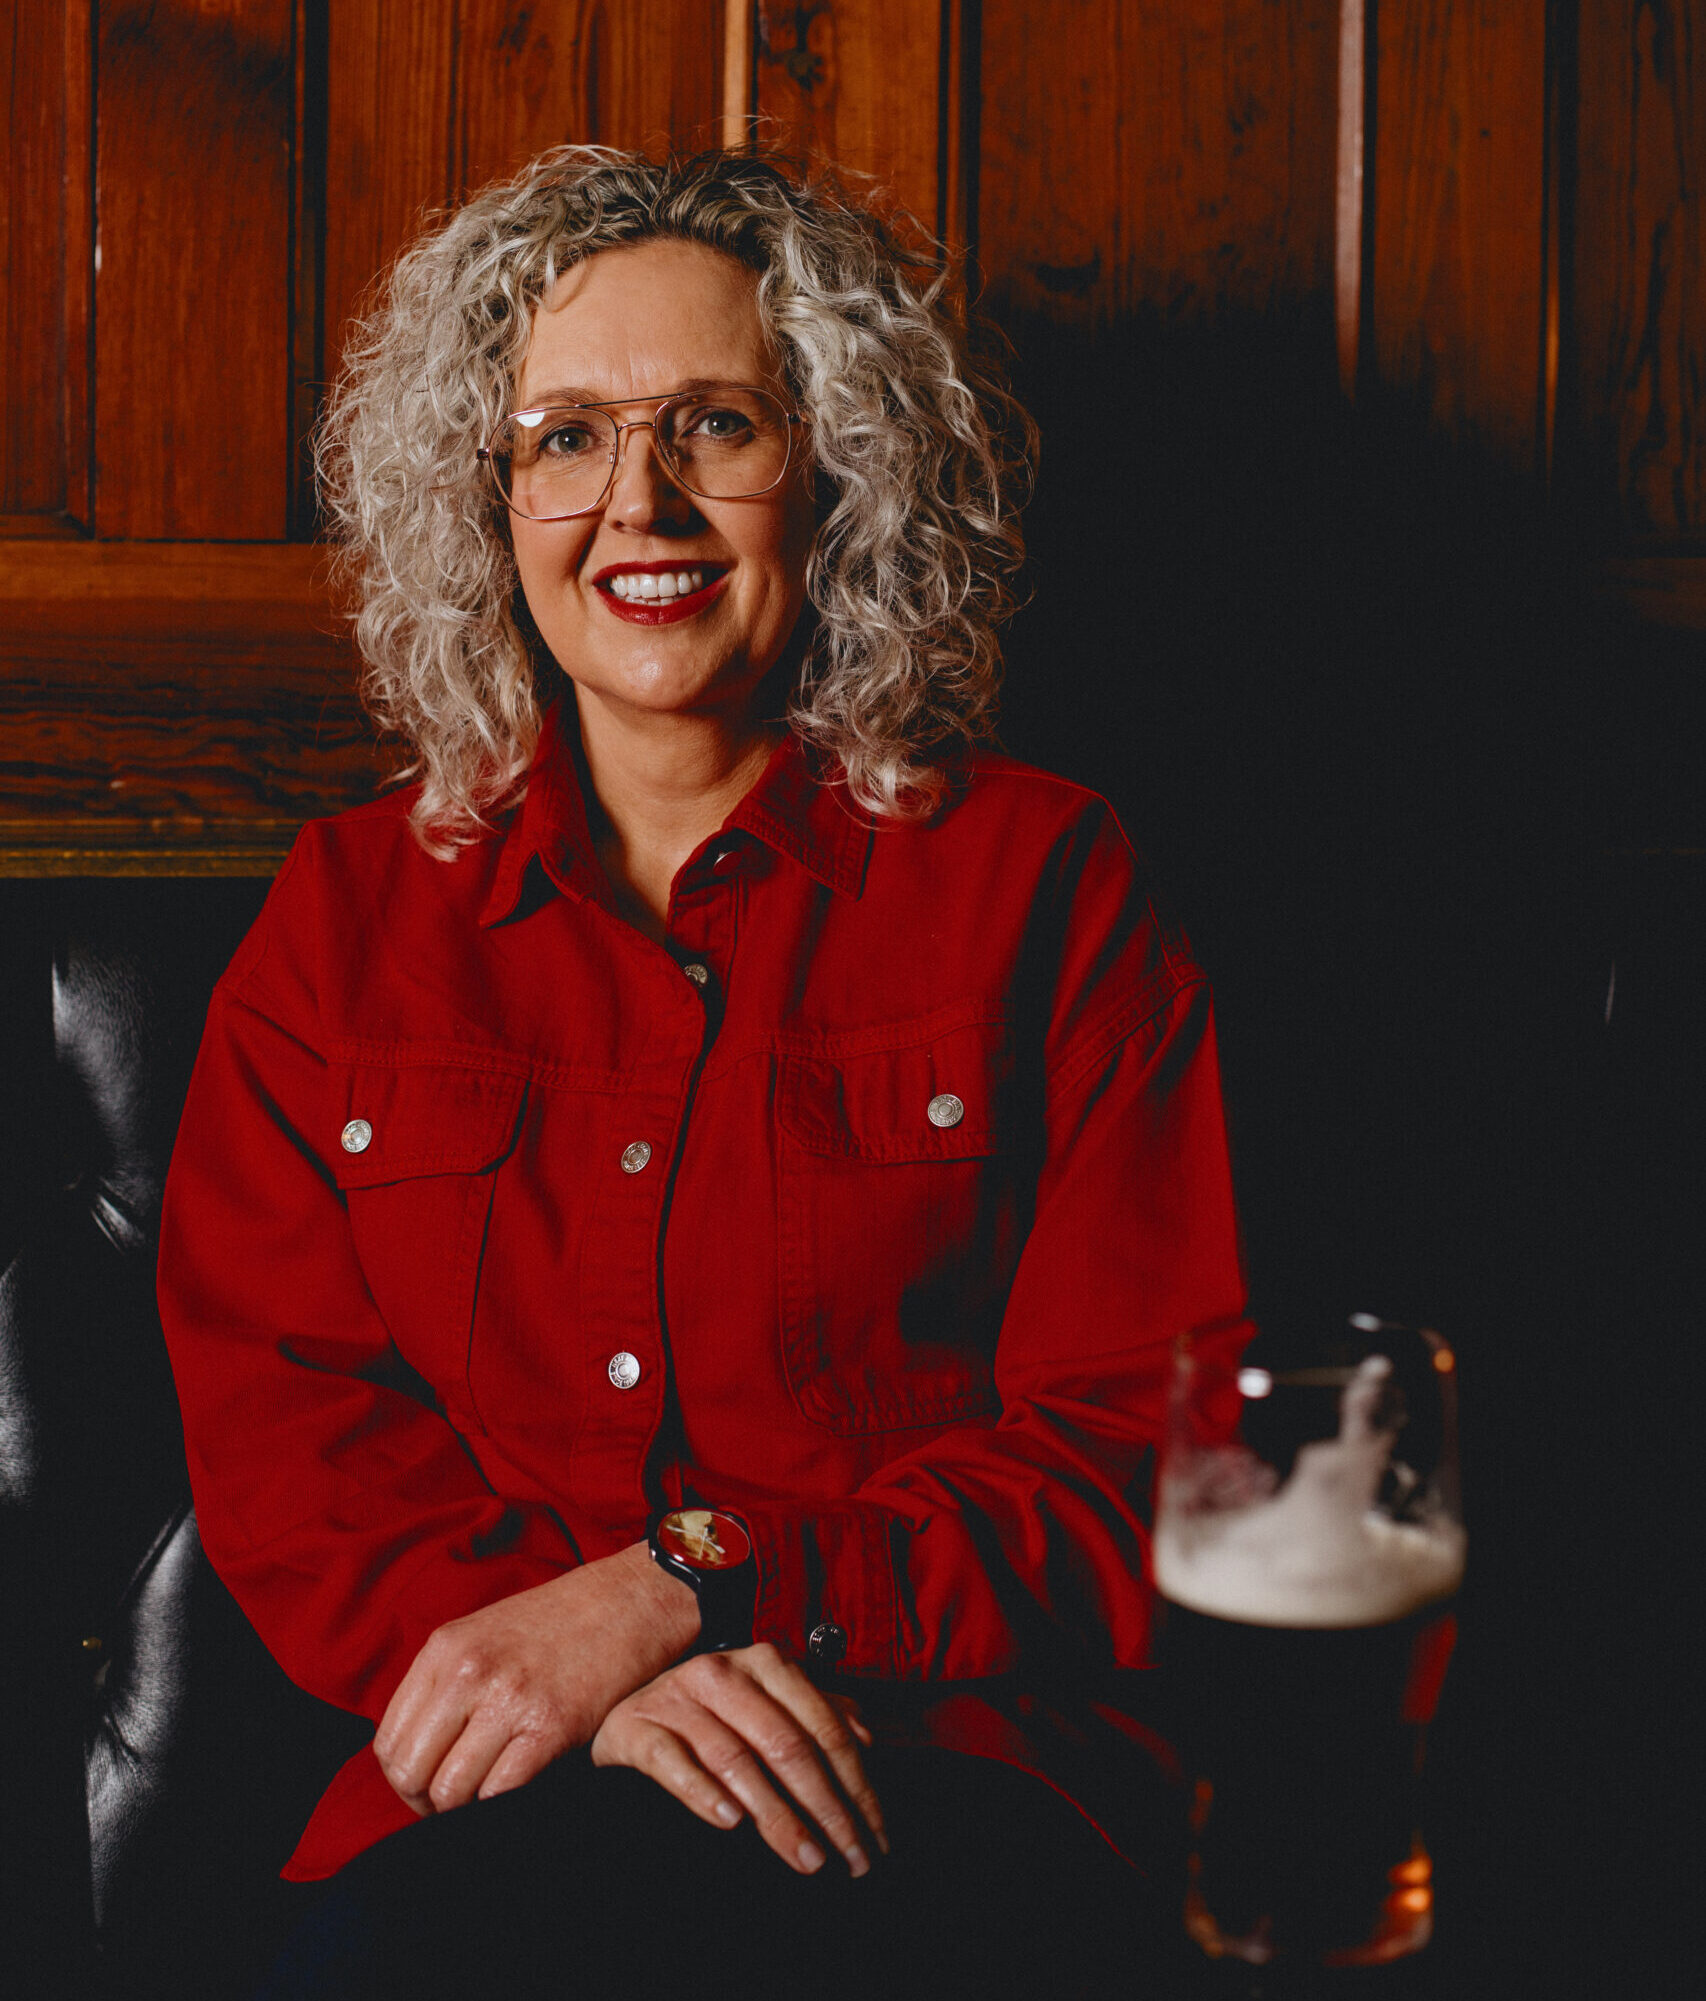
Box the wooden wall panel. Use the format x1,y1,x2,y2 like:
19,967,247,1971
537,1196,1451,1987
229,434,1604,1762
94,0,293,539
456,0,724,200
978,0,1339,330
1369,0,1547,465
1572,0,1704,542
0,0,90,531
6,0,1704,875
0,545,375,875
323,1,458,378
582,0,725,160
753,1,945,240
457,0,588,197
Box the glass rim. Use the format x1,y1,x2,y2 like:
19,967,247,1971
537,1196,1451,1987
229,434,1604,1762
476,383,803,521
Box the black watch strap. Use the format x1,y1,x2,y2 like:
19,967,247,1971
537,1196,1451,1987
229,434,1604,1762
648,1508,758,1653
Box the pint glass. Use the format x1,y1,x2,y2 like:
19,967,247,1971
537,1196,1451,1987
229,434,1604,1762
1154,1315,1464,1967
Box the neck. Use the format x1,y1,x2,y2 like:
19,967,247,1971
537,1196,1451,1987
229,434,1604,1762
573,692,782,941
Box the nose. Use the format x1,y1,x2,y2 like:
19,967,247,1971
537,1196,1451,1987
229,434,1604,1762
603,420,696,531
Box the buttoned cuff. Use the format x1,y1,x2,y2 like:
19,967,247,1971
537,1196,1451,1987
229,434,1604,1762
738,1499,901,1677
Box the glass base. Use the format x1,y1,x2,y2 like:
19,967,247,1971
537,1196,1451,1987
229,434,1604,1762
1185,1837,1436,1968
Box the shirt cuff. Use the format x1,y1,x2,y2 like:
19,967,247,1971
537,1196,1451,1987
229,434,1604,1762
737,1499,901,1677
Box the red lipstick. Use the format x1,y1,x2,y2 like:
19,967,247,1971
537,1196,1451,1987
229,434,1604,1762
594,561,729,626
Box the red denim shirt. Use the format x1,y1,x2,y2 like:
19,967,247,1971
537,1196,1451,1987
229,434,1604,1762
158,702,1248,1879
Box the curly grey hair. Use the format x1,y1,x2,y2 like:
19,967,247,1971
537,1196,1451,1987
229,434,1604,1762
317,146,1036,850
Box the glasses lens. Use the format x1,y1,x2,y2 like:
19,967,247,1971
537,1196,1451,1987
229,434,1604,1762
490,407,618,519
658,388,792,499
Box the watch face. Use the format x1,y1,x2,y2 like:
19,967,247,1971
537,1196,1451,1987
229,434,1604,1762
656,1508,751,1571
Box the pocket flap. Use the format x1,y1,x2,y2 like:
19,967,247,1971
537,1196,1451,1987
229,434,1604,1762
331,1064,528,1189
777,1015,1013,1163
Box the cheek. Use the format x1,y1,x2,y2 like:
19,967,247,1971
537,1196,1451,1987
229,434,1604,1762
512,526,592,630
765,488,817,617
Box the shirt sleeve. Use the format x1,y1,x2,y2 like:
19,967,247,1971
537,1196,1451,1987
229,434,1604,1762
157,865,583,1723
737,808,1252,1681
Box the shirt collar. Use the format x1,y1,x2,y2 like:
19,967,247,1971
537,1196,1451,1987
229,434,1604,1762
479,697,873,927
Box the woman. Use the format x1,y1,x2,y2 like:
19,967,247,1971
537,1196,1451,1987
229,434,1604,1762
159,147,1248,1995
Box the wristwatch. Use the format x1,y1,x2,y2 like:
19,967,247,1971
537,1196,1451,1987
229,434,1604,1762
648,1507,758,1653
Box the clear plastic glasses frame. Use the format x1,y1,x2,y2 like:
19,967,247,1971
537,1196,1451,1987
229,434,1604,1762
477,385,803,521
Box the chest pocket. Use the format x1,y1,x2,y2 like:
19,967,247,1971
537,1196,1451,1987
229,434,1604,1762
775,1013,1027,1434
332,1063,529,1433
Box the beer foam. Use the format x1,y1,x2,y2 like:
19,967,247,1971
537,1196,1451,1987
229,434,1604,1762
1154,1356,1466,1628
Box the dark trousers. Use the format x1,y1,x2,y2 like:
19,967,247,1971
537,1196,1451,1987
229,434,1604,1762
252,1746,1179,2000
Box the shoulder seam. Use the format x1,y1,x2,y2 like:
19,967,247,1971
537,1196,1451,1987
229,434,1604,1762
1050,963,1206,1097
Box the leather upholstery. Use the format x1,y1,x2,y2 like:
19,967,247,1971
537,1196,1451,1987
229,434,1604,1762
1,879,365,1999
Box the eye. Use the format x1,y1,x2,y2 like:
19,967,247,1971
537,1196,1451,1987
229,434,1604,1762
538,419,604,459
678,401,758,444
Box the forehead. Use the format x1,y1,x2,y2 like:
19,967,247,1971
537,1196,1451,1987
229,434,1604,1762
518,238,773,405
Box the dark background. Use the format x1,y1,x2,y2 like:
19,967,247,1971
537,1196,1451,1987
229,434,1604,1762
1004,325,1703,1999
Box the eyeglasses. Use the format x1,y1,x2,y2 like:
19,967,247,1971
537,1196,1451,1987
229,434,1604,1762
478,385,802,521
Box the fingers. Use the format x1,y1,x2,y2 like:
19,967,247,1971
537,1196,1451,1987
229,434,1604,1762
736,1649,889,1860
374,1657,474,1816
475,1729,560,1803
610,1689,846,1874
830,1694,875,1749
592,1708,748,1832
594,1646,886,1876
374,1630,551,1815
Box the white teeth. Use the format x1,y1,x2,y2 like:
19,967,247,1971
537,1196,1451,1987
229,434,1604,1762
609,569,707,601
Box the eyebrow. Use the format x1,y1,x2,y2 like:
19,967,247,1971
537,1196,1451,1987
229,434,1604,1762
517,377,745,409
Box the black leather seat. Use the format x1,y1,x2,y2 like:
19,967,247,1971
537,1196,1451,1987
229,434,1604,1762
1,878,364,2000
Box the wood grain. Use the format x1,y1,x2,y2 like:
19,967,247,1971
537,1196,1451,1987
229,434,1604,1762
0,540,330,600
322,0,458,383
1596,552,1706,627
457,0,590,195
1336,0,1367,396
456,0,724,198
1571,0,1704,541
0,543,374,874
290,0,328,537
0,0,90,528
725,0,754,147
94,0,293,538
978,0,1339,331
754,1,945,240
581,0,724,159
1369,0,1548,466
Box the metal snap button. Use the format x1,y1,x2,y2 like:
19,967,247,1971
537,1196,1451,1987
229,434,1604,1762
620,1141,653,1173
926,1093,964,1129
807,1622,848,1665
683,963,710,986
607,1351,642,1390
341,1119,373,1154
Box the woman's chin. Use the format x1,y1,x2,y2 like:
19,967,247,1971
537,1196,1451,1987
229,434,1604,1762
563,656,772,729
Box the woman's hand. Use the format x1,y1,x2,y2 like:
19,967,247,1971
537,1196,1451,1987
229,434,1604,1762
374,1541,700,1816
590,1643,887,1876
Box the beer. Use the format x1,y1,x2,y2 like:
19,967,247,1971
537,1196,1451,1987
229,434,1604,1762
1156,1336,1465,1966
1158,1595,1458,1965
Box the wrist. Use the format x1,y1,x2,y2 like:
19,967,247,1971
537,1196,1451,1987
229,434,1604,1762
647,1508,757,1653
624,1537,702,1654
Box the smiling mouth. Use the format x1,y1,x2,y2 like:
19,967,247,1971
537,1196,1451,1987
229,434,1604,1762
595,564,729,624
605,566,712,602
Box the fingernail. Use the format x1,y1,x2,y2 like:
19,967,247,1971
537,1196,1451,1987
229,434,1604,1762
873,1828,891,1856
846,1844,870,1878
797,1839,827,1872
714,1800,740,1826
